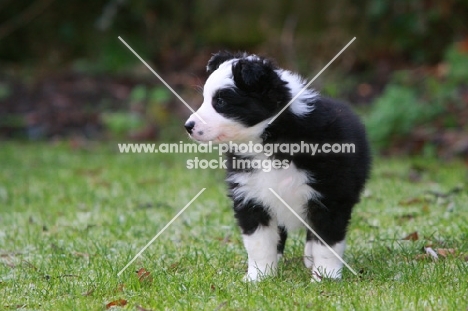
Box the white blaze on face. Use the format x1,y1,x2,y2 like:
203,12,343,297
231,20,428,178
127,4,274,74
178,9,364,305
186,60,270,144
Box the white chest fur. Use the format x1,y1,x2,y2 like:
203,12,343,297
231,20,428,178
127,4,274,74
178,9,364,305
228,161,320,230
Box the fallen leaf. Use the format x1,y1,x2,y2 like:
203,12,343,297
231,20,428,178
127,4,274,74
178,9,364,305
402,232,419,241
136,268,153,284
397,214,415,221
214,301,227,311
105,299,127,309
136,305,153,311
72,251,89,258
169,263,179,271
115,283,125,293
415,254,430,261
21,259,38,271
215,235,232,244
0,255,16,268
73,251,90,264
436,248,456,258
81,288,94,296
319,290,333,297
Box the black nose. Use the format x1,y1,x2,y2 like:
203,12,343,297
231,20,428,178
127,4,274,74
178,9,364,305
184,121,195,134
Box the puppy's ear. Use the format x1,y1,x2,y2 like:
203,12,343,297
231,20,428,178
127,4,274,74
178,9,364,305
232,59,276,91
206,51,236,74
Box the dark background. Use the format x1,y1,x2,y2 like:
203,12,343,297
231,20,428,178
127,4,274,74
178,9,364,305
0,0,467,159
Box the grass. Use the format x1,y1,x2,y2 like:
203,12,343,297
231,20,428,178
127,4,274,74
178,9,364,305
0,141,467,310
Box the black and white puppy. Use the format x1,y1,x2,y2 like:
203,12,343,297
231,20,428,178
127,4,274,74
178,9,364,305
185,51,371,282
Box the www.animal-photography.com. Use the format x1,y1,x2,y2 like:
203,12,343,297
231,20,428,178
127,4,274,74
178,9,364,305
1,1,467,310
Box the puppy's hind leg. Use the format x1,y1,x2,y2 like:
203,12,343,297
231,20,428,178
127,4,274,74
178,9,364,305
306,201,352,282
305,229,346,281
304,230,314,269
308,239,346,281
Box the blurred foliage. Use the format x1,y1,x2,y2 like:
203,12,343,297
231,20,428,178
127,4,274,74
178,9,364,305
1,0,468,153
1,0,467,72
367,85,423,149
102,84,171,138
365,0,466,63
445,44,468,85
102,111,145,137
0,83,12,100
366,42,468,152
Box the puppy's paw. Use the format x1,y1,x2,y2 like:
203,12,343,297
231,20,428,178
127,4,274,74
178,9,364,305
243,272,259,282
243,265,276,282
304,256,314,269
311,270,323,282
311,267,342,282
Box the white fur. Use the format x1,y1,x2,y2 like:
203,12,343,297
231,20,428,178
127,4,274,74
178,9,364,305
187,60,272,143
242,224,279,281
304,239,346,282
277,70,318,116
187,60,318,143
228,159,321,231
304,240,314,269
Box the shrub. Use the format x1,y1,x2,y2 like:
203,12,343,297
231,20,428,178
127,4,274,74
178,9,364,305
366,42,468,153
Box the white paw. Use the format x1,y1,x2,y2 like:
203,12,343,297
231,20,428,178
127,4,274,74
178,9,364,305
304,256,314,269
311,266,342,282
311,270,323,282
243,272,259,282
304,240,314,269
243,269,264,282
243,264,276,282
306,240,346,282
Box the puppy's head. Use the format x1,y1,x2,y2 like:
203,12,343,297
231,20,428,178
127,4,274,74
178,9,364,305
184,51,291,143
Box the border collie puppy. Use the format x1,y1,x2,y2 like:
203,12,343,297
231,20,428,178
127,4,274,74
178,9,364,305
185,51,371,282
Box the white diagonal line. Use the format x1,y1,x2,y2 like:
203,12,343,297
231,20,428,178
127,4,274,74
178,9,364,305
117,188,206,276
118,36,207,124
268,188,358,276
268,37,356,124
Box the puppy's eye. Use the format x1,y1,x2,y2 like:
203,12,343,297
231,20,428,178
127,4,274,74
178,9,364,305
216,98,227,107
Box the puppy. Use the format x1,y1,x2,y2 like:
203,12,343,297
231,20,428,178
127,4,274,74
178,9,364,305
185,51,370,281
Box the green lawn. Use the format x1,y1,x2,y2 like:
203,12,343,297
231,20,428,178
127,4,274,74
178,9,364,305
0,142,467,310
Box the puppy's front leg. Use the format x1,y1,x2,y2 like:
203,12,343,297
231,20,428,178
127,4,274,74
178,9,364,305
234,202,278,282
242,225,279,281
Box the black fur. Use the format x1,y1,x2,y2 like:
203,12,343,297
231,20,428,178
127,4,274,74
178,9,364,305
206,51,243,74
186,51,371,278
213,52,371,251
212,60,290,127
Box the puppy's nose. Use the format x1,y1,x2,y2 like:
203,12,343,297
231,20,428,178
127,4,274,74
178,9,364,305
184,121,195,134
